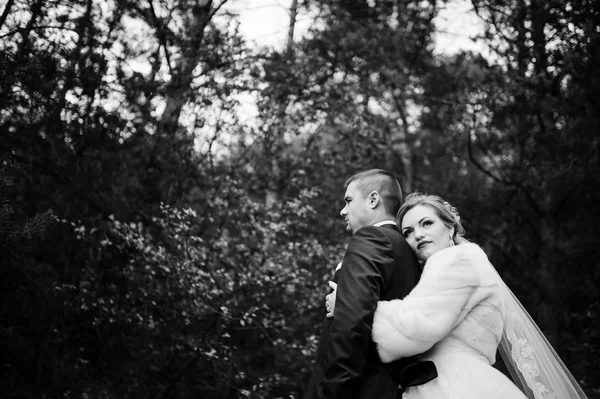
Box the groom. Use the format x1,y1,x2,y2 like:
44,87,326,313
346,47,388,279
304,169,437,399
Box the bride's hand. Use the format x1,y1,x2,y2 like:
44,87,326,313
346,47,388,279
325,281,337,318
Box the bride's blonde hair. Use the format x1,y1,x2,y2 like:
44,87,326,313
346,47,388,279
396,192,468,244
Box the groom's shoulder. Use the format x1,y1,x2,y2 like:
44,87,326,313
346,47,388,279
372,223,405,242
350,225,404,249
353,224,398,239
348,225,390,247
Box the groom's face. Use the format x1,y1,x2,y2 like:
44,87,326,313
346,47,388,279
340,180,372,234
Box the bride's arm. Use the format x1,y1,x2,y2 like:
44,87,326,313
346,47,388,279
372,244,486,363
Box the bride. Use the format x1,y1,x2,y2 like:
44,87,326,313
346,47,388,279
325,193,587,399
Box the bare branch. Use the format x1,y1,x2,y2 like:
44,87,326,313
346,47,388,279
466,121,543,217
208,0,230,21
0,24,81,40
0,0,15,31
147,0,174,77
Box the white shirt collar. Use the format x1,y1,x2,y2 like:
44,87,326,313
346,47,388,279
373,220,396,227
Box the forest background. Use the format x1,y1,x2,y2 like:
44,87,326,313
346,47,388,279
1,0,599,398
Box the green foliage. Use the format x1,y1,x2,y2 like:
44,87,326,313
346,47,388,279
55,183,335,398
0,161,57,246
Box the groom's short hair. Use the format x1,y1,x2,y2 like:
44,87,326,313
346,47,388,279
345,169,403,216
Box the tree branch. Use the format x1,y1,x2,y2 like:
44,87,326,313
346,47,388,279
0,0,15,31
147,0,174,77
466,123,543,217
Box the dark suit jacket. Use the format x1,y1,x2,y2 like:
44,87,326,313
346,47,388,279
304,224,422,399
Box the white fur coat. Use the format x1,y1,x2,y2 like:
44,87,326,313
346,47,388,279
372,243,506,365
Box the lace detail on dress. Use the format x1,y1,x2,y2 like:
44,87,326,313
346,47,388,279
507,322,557,399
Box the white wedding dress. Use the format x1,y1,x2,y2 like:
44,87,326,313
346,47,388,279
372,243,528,398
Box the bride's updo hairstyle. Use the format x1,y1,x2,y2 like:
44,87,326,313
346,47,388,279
396,192,468,245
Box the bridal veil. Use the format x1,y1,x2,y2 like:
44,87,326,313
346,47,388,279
497,277,588,399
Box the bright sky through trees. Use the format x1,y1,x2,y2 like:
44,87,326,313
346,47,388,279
225,0,486,148
233,0,485,55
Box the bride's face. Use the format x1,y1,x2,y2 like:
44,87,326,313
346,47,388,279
400,205,454,262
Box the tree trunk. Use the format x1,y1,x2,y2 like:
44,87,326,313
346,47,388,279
16,0,45,58
530,0,547,76
286,0,299,57
264,0,300,207
536,215,560,346
158,2,213,137
515,0,528,77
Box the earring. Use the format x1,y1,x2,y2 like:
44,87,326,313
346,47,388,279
449,235,455,247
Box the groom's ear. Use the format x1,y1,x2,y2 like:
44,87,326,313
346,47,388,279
368,191,380,209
